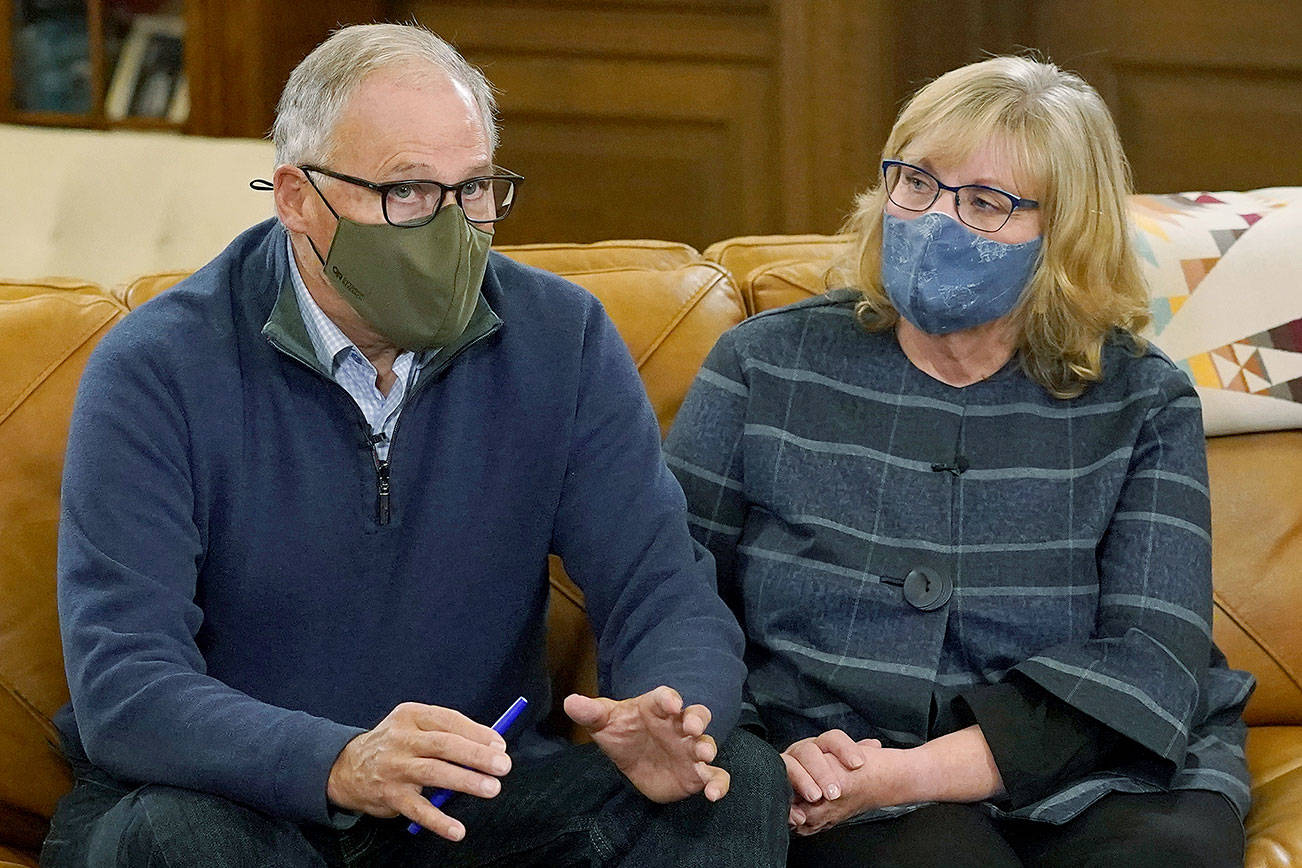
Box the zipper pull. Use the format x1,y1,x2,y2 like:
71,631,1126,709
376,459,391,526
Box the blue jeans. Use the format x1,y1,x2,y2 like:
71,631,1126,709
40,729,789,867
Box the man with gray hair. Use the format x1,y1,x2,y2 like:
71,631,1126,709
42,22,788,867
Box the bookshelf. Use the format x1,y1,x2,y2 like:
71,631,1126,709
2,0,382,136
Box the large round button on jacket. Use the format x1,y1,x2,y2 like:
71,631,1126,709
902,566,952,611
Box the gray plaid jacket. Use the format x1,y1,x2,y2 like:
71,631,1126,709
664,290,1253,824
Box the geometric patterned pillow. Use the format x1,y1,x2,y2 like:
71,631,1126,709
1132,188,1302,435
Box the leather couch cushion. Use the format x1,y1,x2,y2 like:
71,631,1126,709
0,287,124,843
747,259,846,314
117,271,192,310
556,262,746,435
543,557,598,743
499,240,700,273
0,278,104,301
121,256,748,436
1245,726,1302,867
702,234,853,287
702,235,855,315
1208,431,1302,726
0,843,38,868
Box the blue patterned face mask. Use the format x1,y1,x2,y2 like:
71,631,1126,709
881,212,1042,335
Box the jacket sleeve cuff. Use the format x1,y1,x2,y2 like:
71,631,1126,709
954,677,1121,810
278,721,367,826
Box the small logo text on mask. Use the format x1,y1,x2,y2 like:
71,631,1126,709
332,265,364,299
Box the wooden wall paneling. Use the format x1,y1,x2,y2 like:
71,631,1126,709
415,4,774,61
484,54,773,248
86,0,104,123
545,0,768,8
774,0,898,234
892,0,1035,100
402,1,899,244
489,112,739,248
404,2,779,248
0,1,13,119
185,0,250,137
1112,69,1302,192
186,0,384,138
1030,0,1302,192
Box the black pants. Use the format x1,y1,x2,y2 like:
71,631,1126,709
787,791,1243,868
40,730,790,868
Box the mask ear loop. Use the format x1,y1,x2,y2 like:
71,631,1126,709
250,173,339,267
298,170,343,267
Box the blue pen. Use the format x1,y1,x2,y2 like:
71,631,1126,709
407,696,528,834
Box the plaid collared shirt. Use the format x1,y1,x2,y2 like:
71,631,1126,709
664,289,1254,825
286,236,428,460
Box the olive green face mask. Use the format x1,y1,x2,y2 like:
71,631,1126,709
307,204,491,352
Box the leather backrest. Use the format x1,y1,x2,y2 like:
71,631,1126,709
116,271,193,310
499,240,701,274
0,283,124,851
703,234,855,314
1207,431,1302,725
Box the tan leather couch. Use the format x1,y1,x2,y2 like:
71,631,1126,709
3,230,1300,867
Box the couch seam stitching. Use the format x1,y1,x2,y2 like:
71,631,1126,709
549,574,586,609
0,672,60,745
1214,590,1302,705
633,266,735,369
0,304,121,424
122,272,191,308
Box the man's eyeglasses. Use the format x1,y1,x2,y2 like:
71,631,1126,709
881,160,1038,233
300,165,524,227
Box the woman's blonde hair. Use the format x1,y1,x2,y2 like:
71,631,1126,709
844,56,1150,398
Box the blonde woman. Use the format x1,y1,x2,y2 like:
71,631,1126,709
665,57,1252,867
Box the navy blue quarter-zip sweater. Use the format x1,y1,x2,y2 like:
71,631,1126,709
56,219,745,825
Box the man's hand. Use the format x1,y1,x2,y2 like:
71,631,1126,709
563,686,729,803
326,702,512,842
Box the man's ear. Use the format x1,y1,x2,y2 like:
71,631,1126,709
273,165,312,233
